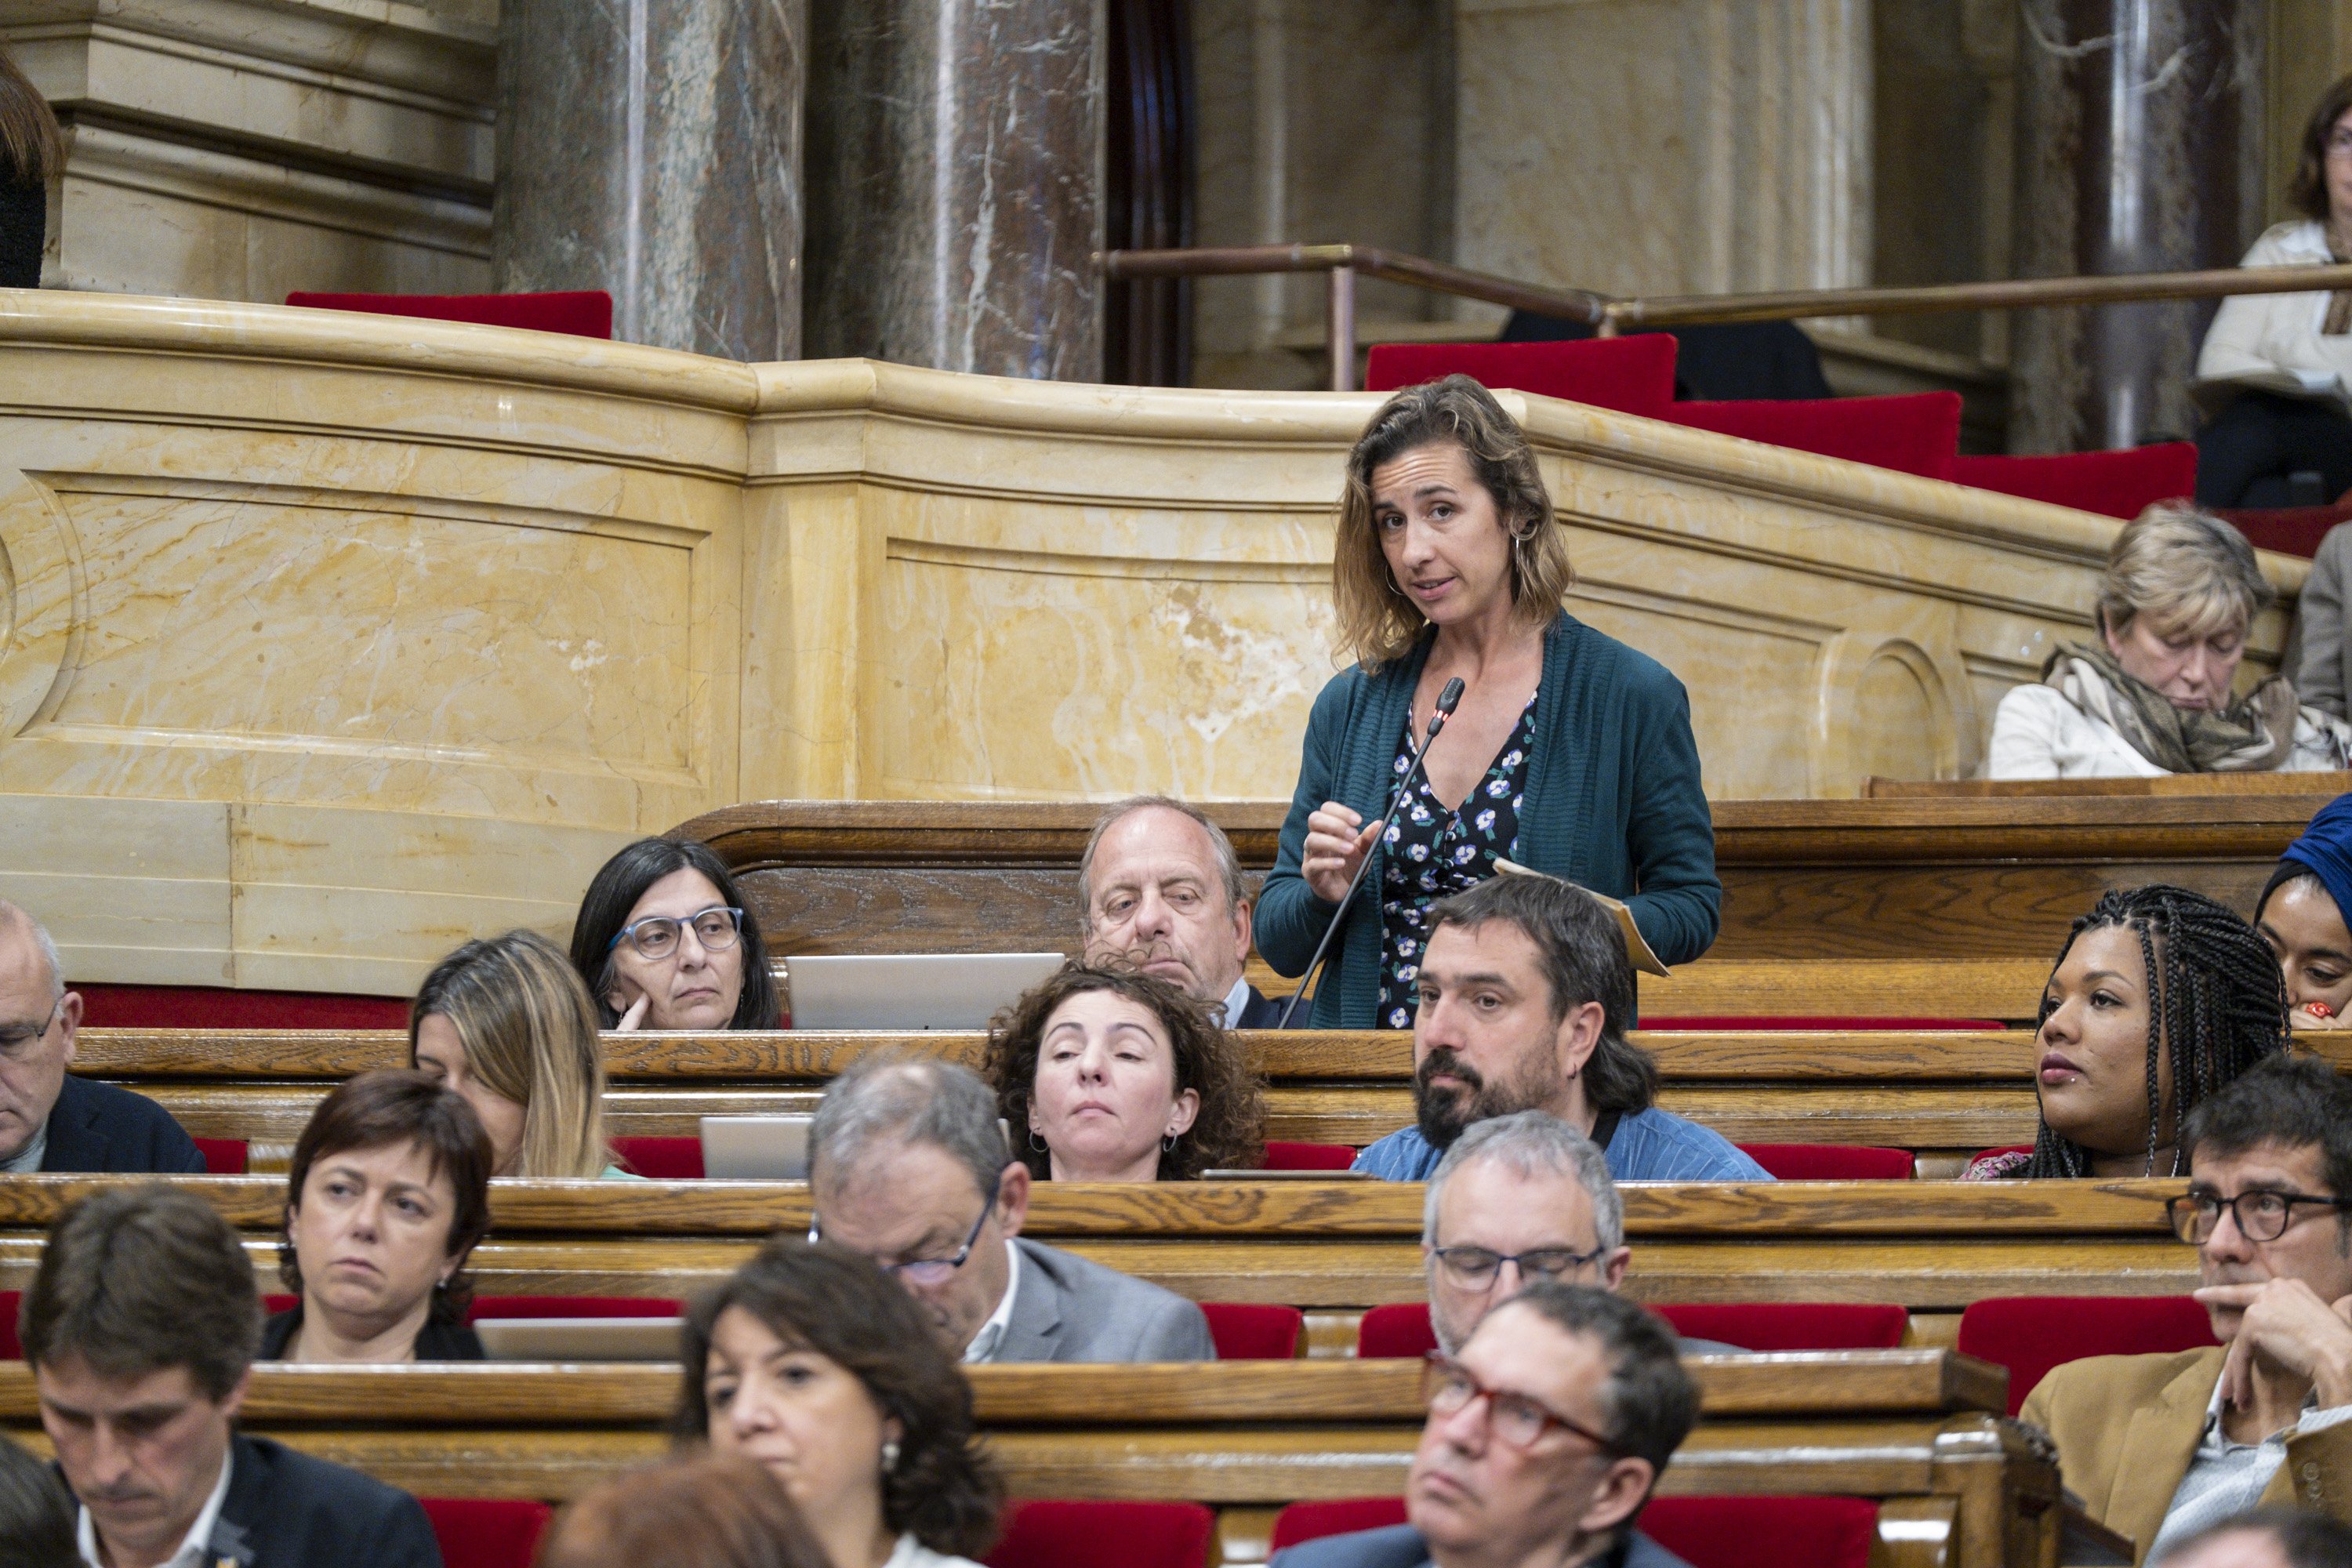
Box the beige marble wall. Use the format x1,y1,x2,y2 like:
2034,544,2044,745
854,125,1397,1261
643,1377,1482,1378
0,292,2303,991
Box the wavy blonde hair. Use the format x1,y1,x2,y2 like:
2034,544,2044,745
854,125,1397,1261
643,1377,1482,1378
410,930,611,1179
1333,375,1574,668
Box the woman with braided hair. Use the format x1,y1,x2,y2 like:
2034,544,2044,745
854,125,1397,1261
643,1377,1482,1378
1964,886,2290,1180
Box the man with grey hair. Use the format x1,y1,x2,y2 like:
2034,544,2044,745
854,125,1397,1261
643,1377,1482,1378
1423,1112,1738,1356
808,1051,1214,1363
0,899,201,1173
1080,796,1282,1027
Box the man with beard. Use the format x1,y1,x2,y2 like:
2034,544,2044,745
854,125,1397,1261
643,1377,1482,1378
1080,797,1283,1028
2026,1054,2352,1558
1351,876,1767,1181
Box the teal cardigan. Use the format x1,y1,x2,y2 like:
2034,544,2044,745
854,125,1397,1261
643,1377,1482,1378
1254,612,1721,1028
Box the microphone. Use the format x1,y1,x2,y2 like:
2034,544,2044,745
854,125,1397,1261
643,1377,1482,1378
1276,677,1466,1029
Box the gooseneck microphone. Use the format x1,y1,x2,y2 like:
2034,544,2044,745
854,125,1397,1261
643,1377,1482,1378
1276,677,1466,1029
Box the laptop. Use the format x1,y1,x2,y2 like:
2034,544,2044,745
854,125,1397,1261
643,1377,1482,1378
784,952,1066,1031
474,1317,683,1362
699,1113,814,1181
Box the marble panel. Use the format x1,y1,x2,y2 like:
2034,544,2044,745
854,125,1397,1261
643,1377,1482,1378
0,793,233,985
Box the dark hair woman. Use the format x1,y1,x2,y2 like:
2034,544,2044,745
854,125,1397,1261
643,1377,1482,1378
1964,886,2289,1179
2255,792,2352,1029
1254,374,1720,1029
570,837,781,1032
674,1239,1000,1568
0,45,59,289
535,1454,830,1568
984,960,1265,1181
267,1069,494,1362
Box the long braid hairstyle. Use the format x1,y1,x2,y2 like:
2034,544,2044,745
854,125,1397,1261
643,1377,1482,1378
2024,885,2290,1178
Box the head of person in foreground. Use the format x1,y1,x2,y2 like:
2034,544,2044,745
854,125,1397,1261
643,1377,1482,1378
2152,1506,2352,1568
535,1452,833,1568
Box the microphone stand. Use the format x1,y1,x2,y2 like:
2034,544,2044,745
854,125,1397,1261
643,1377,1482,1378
1275,677,1465,1029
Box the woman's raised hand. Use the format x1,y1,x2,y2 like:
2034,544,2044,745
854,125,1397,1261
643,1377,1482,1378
1302,802,1381,905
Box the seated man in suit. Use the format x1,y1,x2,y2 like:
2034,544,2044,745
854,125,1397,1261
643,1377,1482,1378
1352,877,1768,1182
23,1183,443,1566
0,901,203,1174
1080,796,1283,1028
808,1051,1214,1362
2153,1505,2352,1568
1276,1282,1700,1568
1425,1112,1740,1356
2024,1054,2352,1560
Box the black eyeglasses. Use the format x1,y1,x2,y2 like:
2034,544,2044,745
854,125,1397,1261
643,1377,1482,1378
2167,1189,2352,1245
809,1174,1002,1287
1421,1353,1620,1453
1428,1243,1609,1290
607,906,744,961
0,997,63,1055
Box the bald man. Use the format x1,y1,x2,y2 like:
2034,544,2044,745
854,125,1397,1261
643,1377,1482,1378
0,902,201,1173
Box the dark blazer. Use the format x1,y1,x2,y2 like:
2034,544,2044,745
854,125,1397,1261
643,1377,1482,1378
41,1073,205,1173
1272,1522,1691,1568
1255,613,1721,1028
66,1432,443,1568
260,1306,484,1362
1234,984,1286,1029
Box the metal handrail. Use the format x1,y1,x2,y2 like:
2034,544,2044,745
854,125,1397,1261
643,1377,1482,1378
1097,242,2352,393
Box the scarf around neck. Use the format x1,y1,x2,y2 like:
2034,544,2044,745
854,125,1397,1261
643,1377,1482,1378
2040,643,2305,773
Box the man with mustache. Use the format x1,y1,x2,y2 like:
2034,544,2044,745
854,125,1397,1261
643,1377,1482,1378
25,1184,442,1567
1350,876,1767,1181
1080,797,1283,1027
1272,1282,1700,1568
2024,1054,2352,1559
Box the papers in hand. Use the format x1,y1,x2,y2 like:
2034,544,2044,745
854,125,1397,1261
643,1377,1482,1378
1491,858,1672,977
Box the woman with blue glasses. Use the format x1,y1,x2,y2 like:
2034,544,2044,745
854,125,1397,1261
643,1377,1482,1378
571,839,782,1032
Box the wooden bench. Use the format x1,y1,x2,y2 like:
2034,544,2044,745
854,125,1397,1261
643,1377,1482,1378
674,794,2343,1019
0,1354,2062,1567
71,1028,2352,1176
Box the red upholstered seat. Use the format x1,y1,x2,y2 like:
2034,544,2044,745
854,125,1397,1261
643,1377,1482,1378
1356,1302,1440,1360
1261,1141,1357,1171
1201,1302,1303,1359
1654,1302,1908,1351
1957,1295,2216,1417
1642,1017,2002,1031
1736,1144,1913,1180
1663,393,1963,481
285,291,614,339
0,1290,16,1358
985,1500,1216,1568
1271,1496,1878,1568
72,984,409,1029
1952,444,2197,520
421,1499,553,1568
2216,499,2352,559
193,1138,249,1175
1363,336,1679,419
611,1135,703,1179
1269,1497,1408,1552
468,1296,684,1322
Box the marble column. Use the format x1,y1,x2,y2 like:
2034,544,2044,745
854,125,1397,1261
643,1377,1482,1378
494,0,806,362
2009,0,2264,452
804,0,1105,380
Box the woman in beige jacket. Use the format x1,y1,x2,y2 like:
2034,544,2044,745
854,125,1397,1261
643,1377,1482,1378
2194,73,2352,509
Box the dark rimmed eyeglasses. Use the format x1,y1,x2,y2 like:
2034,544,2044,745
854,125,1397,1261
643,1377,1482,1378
1421,1352,1621,1453
607,906,743,961
809,1174,1002,1287
2166,1189,2352,1245
1428,1243,1610,1290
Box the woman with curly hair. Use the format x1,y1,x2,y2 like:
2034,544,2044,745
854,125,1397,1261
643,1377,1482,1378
985,961,1265,1181
674,1239,1001,1568
1965,885,2290,1179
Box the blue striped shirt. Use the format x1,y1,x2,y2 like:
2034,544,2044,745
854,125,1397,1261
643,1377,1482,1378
1351,1108,1773,1182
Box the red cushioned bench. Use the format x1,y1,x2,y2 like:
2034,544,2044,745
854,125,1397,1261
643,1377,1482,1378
285,290,614,340
1953,444,2197,521
987,1500,1215,1568
1356,1301,1907,1359
1365,336,1679,419
1955,1294,2216,1417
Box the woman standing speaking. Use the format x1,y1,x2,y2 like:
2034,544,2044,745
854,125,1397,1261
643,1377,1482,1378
1254,376,1720,1029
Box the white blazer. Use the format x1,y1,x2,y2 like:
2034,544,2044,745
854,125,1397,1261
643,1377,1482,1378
2195,220,2352,414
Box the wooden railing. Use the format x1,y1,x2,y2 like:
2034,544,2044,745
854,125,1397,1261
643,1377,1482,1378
1097,241,2352,392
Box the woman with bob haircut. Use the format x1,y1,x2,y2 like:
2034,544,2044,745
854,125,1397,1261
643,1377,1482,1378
1255,374,1720,1029
570,838,781,1032
410,930,631,1179
1965,885,2288,1179
1987,505,2350,778
985,960,1265,1181
266,1069,493,1362
534,1454,829,1568
673,1238,1000,1568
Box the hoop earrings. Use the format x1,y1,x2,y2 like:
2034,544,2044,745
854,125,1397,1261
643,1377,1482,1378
1163,1132,1179,1152
1029,1131,1048,1154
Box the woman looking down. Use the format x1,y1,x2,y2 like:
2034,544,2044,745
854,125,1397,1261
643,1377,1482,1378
1254,375,1720,1029
2256,793,2352,1029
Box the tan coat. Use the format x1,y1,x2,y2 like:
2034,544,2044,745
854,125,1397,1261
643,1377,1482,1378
2021,1346,2352,1563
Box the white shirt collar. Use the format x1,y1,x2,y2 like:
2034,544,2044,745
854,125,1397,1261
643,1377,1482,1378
1219,975,1252,1028
80,1444,231,1568
961,1239,1023,1364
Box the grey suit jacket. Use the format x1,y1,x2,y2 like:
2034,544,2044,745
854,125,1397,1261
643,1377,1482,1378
1271,1523,1691,1568
996,1236,1214,1363
2290,520,2352,720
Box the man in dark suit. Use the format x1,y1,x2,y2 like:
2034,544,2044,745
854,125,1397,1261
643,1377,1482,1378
0,901,203,1174
1274,1283,1699,1568
23,1184,443,1566
1080,796,1285,1027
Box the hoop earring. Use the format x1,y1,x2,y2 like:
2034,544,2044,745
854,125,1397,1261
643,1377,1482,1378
1163,1132,1179,1152
880,1439,901,1474
1029,1131,1048,1154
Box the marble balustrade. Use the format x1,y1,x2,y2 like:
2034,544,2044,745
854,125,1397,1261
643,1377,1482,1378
0,289,2303,993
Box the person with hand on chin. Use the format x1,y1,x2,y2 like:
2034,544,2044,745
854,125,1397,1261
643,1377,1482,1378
2022,1054,2352,1557
570,838,781,1033
985,962,1263,1182
1255,376,1719,1030
1964,886,2287,1180
1080,796,1283,1028
2255,794,2352,1031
